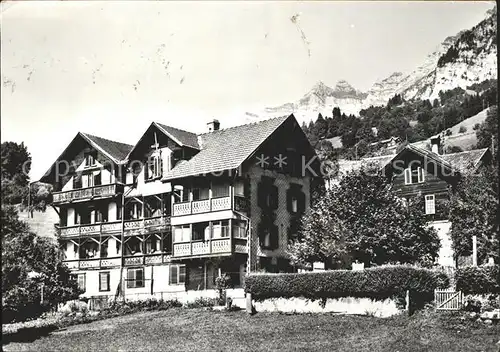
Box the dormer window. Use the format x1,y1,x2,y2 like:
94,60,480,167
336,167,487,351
404,166,425,185
84,151,97,167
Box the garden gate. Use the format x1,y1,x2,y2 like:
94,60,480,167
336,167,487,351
434,289,463,310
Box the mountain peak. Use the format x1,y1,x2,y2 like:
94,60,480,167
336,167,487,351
334,79,356,93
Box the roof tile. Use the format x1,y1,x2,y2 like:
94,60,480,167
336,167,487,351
162,115,291,180
81,133,134,163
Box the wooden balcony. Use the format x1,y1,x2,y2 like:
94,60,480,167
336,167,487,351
172,195,249,217
64,253,172,270
56,216,171,238
172,237,247,258
53,183,124,204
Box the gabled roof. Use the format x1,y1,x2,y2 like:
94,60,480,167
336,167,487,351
338,154,394,175
162,115,293,180
81,133,134,164
39,132,133,183
440,148,490,174
338,144,489,177
154,122,200,149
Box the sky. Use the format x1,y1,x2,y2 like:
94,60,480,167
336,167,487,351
1,1,495,180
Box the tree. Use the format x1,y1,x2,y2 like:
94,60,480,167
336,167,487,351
476,105,498,159
289,168,440,268
1,142,30,205
1,141,52,212
2,205,81,322
1,142,80,322
448,165,499,266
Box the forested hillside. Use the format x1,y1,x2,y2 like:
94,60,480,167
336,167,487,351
302,79,497,160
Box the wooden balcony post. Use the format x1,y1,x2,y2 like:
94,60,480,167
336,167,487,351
229,218,233,253
229,184,233,210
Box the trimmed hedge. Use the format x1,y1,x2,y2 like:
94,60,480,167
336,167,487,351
456,265,500,295
245,266,449,309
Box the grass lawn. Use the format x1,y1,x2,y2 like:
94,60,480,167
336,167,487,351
3,308,499,352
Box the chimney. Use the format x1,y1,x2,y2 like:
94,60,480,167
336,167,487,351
430,135,441,154
207,119,220,132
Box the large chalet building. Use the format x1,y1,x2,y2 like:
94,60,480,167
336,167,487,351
40,115,319,300
337,135,492,267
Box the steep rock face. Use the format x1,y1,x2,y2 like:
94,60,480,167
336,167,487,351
427,9,497,100
248,6,496,122
366,7,497,106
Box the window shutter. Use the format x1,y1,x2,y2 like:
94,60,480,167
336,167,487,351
179,266,186,284
297,191,306,214
269,185,278,210
286,188,293,213
136,268,144,287
257,223,266,247
144,157,150,181
257,182,266,208
94,171,102,186
404,168,411,184
270,225,279,249
418,167,425,183
158,154,163,177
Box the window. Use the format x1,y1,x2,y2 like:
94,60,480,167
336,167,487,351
169,265,186,285
84,152,97,167
257,181,278,209
93,170,102,186
425,194,436,215
126,237,142,256
263,232,271,248
404,166,425,185
212,220,229,239
291,197,298,213
73,174,83,189
212,183,229,198
234,181,244,197
181,187,190,202
145,236,159,254
99,272,110,292
259,224,278,250
192,222,209,241
82,173,93,188
287,185,305,214
232,220,247,238
77,273,86,291
126,268,144,288
146,151,162,180
100,240,108,258
174,225,191,243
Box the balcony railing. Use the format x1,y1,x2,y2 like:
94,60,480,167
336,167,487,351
56,216,171,238
172,195,248,217
172,237,247,258
53,183,124,203
64,254,172,270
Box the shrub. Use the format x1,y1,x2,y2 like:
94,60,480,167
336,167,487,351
244,265,449,310
458,125,467,133
184,297,217,309
463,298,482,313
456,266,500,295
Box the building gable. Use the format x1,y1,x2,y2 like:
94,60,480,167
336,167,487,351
39,133,127,190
